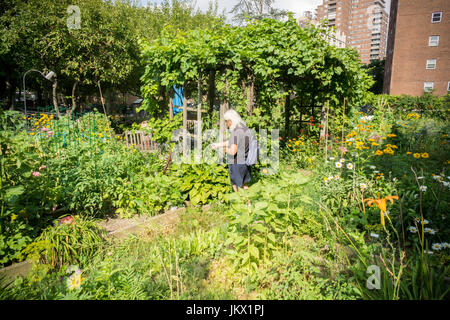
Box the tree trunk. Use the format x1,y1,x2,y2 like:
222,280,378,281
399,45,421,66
52,76,60,117
70,81,78,117
97,81,108,119
284,91,290,138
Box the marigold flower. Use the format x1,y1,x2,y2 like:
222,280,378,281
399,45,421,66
421,153,429,158
375,150,383,156
413,153,421,159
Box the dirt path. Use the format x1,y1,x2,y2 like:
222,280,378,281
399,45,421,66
98,207,185,239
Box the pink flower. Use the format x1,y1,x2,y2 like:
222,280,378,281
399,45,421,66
47,131,54,137
32,171,41,177
58,216,74,225
369,134,382,142
39,165,47,170
339,146,348,153
52,205,57,211
41,127,49,132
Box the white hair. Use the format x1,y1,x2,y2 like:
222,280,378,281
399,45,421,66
224,109,246,131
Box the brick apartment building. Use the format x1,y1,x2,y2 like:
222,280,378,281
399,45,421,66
315,0,389,64
384,0,450,96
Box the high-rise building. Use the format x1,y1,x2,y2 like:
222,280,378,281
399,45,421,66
297,11,347,48
315,0,389,64
384,0,450,96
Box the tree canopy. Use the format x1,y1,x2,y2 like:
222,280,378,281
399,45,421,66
140,17,374,130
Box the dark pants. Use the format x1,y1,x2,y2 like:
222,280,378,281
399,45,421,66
228,164,251,188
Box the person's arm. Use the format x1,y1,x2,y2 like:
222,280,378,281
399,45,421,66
211,140,228,149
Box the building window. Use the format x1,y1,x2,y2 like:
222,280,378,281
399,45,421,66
431,12,442,23
424,82,434,92
448,82,450,92
429,36,439,46
426,59,436,69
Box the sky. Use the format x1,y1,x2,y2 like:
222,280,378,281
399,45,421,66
143,0,391,22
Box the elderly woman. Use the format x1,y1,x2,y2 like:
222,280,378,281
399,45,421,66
212,109,251,192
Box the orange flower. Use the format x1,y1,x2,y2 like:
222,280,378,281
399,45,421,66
364,194,399,226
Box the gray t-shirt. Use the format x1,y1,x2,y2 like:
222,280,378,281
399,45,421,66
227,125,250,164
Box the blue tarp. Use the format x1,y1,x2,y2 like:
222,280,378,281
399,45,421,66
173,86,183,107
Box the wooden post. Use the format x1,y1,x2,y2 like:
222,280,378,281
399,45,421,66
196,76,202,163
340,98,346,158
284,91,291,139
182,88,188,158
219,101,225,165
324,101,329,163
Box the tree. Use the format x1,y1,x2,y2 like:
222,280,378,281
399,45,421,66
363,59,385,95
230,0,289,25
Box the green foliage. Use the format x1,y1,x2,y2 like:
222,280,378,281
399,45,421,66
224,171,313,273
140,17,373,125
172,163,230,206
25,215,107,270
113,174,186,218
132,113,182,148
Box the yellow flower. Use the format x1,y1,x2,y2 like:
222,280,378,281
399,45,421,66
288,144,292,147
368,138,375,142
295,140,300,146
421,153,429,158
307,158,312,163
413,153,421,159
364,194,399,226
293,149,297,152
375,150,383,156
371,142,379,146
387,134,397,138
406,152,412,155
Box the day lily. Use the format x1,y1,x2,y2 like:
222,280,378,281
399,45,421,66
363,194,399,226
